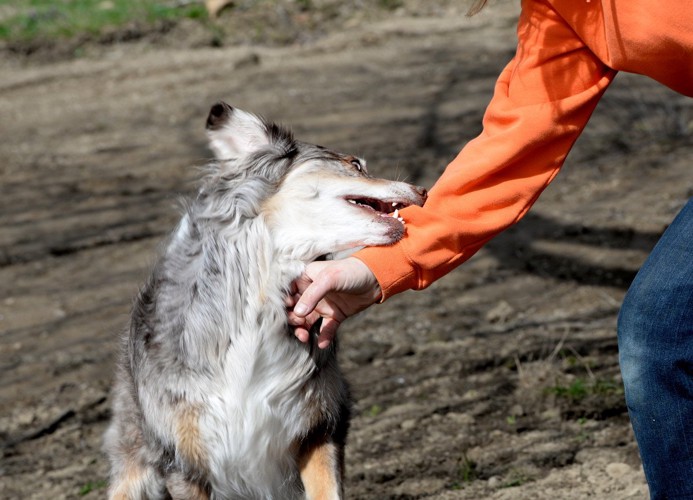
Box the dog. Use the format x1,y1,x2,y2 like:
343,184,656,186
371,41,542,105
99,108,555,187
104,102,427,499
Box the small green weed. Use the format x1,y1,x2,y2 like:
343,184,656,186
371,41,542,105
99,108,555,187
546,377,623,403
458,453,478,483
501,469,531,488
367,404,383,417
295,0,312,11
448,453,477,489
378,0,403,10
79,479,108,496
548,378,588,402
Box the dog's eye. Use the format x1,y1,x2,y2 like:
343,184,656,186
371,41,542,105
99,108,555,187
350,159,363,172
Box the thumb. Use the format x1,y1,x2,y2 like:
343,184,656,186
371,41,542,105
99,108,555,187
293,265,336,317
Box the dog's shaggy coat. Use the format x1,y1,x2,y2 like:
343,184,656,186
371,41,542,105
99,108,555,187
104,102,426,499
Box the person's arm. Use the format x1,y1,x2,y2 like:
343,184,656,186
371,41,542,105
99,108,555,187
291,0,617,345
356,0,617,300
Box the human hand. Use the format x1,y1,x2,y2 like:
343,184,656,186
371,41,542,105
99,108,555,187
287,257,381,349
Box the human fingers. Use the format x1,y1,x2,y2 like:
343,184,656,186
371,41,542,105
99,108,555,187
287,311,305,326
290,308,323,342
317,318,340,349
292,266,320,295
293,268,339,317
293,325,310,343
288,308,321,326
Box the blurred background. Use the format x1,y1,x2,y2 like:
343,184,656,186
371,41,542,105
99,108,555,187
1,0,691,498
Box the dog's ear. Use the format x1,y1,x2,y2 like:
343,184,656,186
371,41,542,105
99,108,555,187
205,102,270,160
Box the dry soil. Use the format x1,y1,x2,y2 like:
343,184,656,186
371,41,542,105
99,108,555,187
1,2,692,498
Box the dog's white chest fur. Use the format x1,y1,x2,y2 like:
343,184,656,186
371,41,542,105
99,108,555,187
200,315,316,499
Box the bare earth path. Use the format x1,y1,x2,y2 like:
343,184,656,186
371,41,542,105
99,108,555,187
1,3,692,498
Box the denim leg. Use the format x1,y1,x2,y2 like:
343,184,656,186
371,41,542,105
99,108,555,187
618,198,693,500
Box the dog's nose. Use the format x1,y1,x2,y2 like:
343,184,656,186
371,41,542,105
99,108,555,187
415,185,428,201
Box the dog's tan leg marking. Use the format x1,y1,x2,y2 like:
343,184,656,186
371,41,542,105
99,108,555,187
175,404,208,470
108,464,156,500
298,440,342,500
205,0,233,17
166,472,210,500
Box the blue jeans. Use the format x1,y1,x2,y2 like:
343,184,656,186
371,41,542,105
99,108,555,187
618,197,693,500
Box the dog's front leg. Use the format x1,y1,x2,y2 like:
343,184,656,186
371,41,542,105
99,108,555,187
165,472,210,500
107,463,165,500
297,439,344,500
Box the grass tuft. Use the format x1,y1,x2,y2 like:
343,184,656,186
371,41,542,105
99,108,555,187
367,403,383,417
78,479,108,496
0,0,206,43
547,377,623,404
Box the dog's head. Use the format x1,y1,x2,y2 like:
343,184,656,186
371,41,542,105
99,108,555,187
204,102,426,262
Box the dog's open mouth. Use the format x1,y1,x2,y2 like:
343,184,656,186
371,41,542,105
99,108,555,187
345,196,406,222
312,194,423,261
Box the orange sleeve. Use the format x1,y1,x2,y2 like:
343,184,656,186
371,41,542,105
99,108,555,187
355,0,617,301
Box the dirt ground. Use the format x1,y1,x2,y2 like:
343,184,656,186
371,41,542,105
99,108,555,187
1,1,692,498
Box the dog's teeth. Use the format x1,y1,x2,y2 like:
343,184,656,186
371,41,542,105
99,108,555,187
392,202,399,207
393,209,399,218
348,199,357,204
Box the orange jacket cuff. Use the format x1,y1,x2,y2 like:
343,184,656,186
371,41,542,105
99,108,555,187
354,244,416,302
